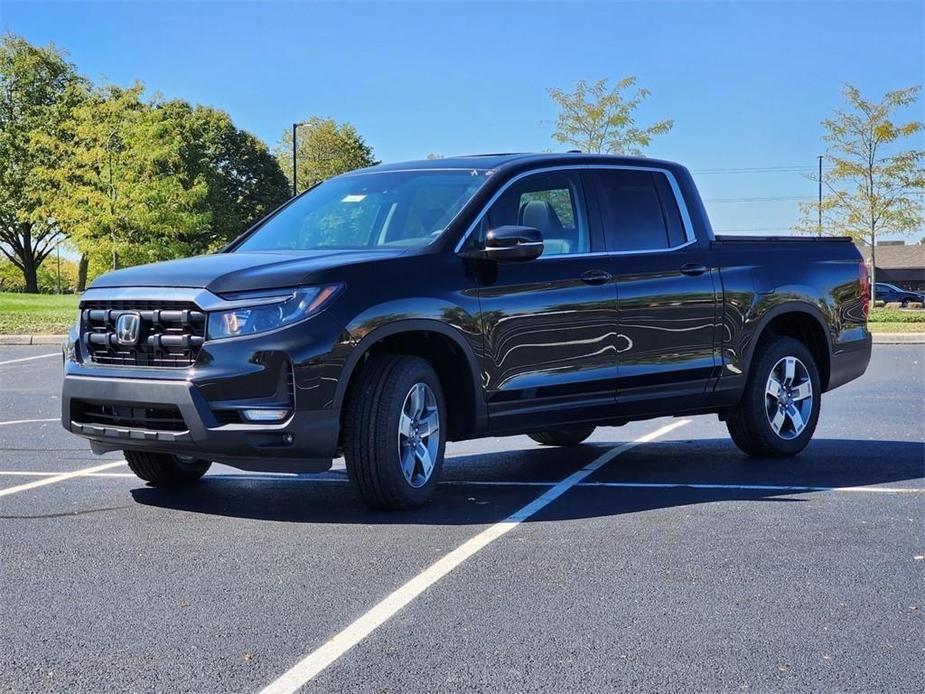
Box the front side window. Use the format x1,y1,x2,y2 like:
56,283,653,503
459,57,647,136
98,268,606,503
476,171,590,256
236,170,488,252
595,169,687,252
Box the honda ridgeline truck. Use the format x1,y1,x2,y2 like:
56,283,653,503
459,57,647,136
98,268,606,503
62,153,872,509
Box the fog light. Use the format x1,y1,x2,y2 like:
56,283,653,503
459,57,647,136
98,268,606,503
241,408,290,422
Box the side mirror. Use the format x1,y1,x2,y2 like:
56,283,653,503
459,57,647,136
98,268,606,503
461,225,544,262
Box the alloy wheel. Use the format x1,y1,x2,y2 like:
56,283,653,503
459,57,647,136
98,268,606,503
397,382,440,488
764,356,813,440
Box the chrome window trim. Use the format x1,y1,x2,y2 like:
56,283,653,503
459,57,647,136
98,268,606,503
535,251,609,260
594,237,697,258
453,164,698,256
533,239,697,261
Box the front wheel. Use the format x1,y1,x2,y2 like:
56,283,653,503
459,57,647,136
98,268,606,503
528,425,596,447
344,355,446,510
124,451,211,485
726,336,821,457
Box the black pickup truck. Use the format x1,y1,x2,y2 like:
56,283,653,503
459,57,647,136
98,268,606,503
62,153,872,509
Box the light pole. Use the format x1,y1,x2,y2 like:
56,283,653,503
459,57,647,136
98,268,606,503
291,120,312,197
817,155,823,236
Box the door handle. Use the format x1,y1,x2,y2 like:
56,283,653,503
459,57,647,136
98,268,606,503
680,263,709,277
580,269,612,286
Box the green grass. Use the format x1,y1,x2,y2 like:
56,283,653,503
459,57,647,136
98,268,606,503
868,322,925,333
0,292,79,334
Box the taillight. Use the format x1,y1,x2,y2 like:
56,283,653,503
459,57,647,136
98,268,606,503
859,260,870,320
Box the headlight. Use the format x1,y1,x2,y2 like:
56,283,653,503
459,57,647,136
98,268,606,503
207,284,342,340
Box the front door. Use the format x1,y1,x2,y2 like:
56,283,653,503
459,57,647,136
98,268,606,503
588,167,720,409
466,169,619,432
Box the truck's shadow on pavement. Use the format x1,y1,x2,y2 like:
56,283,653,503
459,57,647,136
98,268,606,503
130,438,924,525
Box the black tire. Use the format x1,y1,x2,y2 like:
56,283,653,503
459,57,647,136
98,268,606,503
124,450,211,485
726,335,821,457
528,425,596,447
343,355,446,510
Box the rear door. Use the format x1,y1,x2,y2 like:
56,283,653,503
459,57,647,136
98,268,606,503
588,167,720,407
467,168,619,432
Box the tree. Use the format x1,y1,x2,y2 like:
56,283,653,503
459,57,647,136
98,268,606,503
0,34,85,292
36,86,289,290
793,85,924,288
547,77,673,155
33,84,211,278
158,101,290,250
277,116,377,194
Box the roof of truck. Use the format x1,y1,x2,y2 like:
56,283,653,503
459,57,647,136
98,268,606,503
354,152,684,174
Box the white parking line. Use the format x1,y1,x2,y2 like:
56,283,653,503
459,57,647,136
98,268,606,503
0,461,126,498
258,418,691,694
577,480,925,494
0,418,59,427
0,352,59,366
443,480,925,494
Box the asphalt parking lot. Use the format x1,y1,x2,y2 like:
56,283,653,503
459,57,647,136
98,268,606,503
1,345,923,693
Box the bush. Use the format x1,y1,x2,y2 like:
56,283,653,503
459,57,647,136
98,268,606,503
869,307,925,323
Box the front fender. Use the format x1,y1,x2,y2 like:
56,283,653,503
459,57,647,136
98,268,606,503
331,299,486,427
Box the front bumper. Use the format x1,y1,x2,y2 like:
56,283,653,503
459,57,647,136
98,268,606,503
61,285,356,472
62,374,337,472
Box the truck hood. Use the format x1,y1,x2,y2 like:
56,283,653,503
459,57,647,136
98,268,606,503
89,249,405,294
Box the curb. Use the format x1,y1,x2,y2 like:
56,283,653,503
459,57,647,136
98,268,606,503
0,335,66,346
2,333,924,346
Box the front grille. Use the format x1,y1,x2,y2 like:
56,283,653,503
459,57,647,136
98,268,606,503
81,300,206,368
72,401,188,432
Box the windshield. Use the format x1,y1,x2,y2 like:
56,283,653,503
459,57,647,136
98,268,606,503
236,169,489,252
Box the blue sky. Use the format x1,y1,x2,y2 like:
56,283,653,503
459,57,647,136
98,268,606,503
3,1,923,237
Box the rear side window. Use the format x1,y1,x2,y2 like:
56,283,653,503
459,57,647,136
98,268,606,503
594,169,687,252
653,173,687,247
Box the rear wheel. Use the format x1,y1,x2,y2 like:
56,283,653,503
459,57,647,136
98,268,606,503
726,335,820,457
528,425,596,447
124,450,211,485
344,355,446,510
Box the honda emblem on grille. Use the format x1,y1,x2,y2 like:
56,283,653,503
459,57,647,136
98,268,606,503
115,312,141,346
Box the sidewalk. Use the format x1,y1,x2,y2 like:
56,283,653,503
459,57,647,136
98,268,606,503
0,335,67,345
